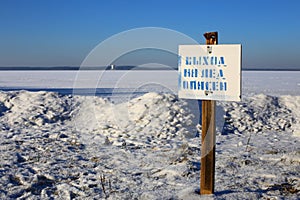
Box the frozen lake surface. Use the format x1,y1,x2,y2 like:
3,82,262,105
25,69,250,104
0,70,299,96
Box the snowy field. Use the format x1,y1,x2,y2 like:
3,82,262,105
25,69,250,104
0,70,299,199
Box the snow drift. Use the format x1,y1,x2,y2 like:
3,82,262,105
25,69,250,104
0,91,299,199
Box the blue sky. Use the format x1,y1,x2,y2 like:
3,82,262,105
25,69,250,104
0,0,300,69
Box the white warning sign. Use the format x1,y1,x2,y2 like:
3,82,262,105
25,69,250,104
178,44,242,101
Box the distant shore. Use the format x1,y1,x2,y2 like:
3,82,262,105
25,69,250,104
0,66,299,71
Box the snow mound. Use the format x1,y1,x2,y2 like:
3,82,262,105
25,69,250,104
0,91,73,128
73,92,198,148
222,94,296,134
0,91,299,199
280,95,300,137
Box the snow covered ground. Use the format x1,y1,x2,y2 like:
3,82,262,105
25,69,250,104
0,71,299,199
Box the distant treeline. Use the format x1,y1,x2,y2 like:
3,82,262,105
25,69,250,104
242,68,300,71
0,66,175,70
0,66,299,71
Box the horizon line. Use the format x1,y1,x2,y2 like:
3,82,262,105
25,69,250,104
0,66,299,71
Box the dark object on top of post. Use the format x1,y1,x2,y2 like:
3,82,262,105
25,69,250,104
204,32,218,45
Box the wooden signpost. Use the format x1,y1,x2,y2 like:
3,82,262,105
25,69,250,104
200,32,218,194
178,31,241,195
